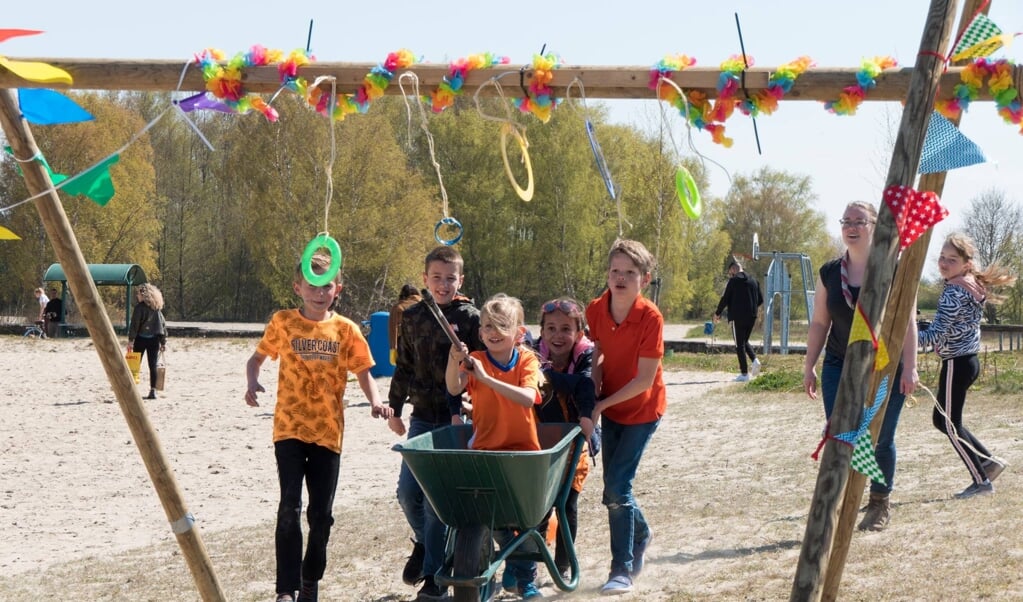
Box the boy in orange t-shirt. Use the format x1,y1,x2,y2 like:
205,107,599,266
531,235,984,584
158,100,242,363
245,252,391,602
585,239,665,596
446,293,544,599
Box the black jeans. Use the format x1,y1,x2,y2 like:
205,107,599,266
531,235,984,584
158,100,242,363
133,336,161,389
274,439,340,595
932,354,990,484
730,319,757,375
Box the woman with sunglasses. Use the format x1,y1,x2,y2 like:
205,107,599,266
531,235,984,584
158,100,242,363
803,201,918,531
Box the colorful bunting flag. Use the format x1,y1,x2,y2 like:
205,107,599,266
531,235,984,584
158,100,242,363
883,185,949,251
952,13,1004,61
0,56,72,85
919,112,987,175
0,225,21,240
49,155,120,206
851,431,886,482
833,375,890,446
18,89,94,125
175,92,233,114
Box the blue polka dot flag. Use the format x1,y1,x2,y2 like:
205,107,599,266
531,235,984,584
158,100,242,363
919,111,987,175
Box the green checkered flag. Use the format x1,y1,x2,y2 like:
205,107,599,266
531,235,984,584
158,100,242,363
952,13,1003,59
851,431,885,483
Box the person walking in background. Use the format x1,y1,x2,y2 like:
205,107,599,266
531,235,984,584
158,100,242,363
919,233,1015,499
42,286,64,339
388,246,483,601
586,239,665,595
389,284,422,366
245,251,391,602
713,258,764,382
803,202,918,531
33,287,49,322
127,283,167,400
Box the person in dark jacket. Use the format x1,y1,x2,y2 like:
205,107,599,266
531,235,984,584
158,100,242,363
127,283,167,399
387,246,483,601
714,259,764,381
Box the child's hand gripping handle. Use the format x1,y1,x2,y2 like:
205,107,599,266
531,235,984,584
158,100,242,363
420,288,463,348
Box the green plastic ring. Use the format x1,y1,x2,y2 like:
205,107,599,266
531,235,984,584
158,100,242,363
301,234,342,286
675,165,702,220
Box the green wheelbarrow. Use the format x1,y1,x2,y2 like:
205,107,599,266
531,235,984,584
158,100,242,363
393,423,585,601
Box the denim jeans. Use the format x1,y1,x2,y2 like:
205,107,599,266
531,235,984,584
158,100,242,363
397,417,448,577
274,439,340,595
821,353,906,494
600,415,659,576
493,528,537,588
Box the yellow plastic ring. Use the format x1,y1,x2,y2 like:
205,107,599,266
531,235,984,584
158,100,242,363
500,122,534,202
301,233,342,286
675,165,702,219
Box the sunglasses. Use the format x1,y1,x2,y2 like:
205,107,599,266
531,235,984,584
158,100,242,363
542,300,581,315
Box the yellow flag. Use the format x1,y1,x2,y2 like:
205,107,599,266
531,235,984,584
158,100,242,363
0,56,73,85
849,306,875,346
951,33,1013,62
874,338,890,371
0,225,21,240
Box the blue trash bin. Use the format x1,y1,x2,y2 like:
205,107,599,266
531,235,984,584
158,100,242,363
367,311,395,377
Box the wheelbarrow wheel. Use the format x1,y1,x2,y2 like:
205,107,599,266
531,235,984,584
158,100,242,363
452,525,492,602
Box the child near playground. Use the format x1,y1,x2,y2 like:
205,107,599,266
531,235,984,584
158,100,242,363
388,245,483,601
530,296,597,581
446,293,545,600
585,239,666,596
918,233,1015,499
244,251,391,602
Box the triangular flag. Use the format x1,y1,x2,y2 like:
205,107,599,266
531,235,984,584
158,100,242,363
919,112,987,175
58,155,120,206
883,185,950,251
952,33,1014,61
952,13,1003,58
849,304,877,347
175,92,234,114
0,225,21,240
851,431,886,483
0,56,72,85
0,29,43,43
18,89,94,125
874,338,890,371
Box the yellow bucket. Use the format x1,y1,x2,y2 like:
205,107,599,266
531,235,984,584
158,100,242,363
125,351,142,384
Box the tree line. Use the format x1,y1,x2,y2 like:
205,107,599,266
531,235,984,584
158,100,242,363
1,91,1018,326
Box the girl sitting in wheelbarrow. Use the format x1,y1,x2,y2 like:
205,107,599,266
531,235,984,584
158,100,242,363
446,293,545,599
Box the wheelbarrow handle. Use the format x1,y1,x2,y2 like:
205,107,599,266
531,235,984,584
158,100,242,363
420,288,463,349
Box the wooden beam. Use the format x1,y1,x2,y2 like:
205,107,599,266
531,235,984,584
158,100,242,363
790,0,959,600
819,1,989,599
0,89,227,601
2,58,1020,102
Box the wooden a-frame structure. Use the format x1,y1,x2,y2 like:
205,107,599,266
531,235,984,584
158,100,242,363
0,0,1015,599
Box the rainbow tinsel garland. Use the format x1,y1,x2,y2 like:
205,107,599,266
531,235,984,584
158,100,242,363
935,58,1022,134
824,56,897,116
195,46,286,121
428,52,511,113
307,49,417,120
514,52,562,123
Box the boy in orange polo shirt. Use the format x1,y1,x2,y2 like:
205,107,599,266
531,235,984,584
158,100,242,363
585,239,666,596
447,293,544,599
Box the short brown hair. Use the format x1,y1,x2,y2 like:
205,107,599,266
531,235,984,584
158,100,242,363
424,245,464,275
607,239,655,274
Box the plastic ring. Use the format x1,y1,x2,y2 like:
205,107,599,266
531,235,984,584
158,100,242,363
500,122,534,202
675,165,702,219
585,119,616,200
301,234,342,286
434,216,464,246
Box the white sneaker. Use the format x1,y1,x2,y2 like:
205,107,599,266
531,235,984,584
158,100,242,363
734,374,750,382
601,574,633,596
751,358,761,377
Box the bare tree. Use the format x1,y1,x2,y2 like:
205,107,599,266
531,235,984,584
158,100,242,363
963,188,1022,323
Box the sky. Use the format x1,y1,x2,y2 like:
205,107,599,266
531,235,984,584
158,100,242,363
4,0,1021,262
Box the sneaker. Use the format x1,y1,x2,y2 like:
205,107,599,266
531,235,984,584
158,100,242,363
502,568,517,592
519,582,543,599
600,574,633,596
403,539,426,586
296,579,318,602
954,480,994,499
145,389,157,399
632,531,653,577
275,594,294,602
734,374,750,382
417,576,448,601
751,358,762,377
983,459,1006,482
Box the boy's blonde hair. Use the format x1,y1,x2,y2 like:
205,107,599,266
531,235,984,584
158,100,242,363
137,283,165,311
607,239,656,274
480,293,525,338
424,245,464,275
294,252,343,285
943,232,1017,304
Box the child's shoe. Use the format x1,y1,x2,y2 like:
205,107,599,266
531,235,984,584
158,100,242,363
519,581,543,599
403,538,425,585
751,358,762,377
600,573,633,596
296,579,318,602
275,594,294,602
954,480,994,499
416,575,448,600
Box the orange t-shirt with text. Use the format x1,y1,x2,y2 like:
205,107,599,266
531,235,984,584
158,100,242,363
466,348,542,451
257,309,374,454
586,290,666,424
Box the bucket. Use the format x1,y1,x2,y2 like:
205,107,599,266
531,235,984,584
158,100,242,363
126,351,142,384
704,321,715,336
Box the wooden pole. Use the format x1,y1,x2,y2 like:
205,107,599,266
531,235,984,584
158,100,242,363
1,58,1018,101
789,1,959,600
0,89,227,601
819,1,989,599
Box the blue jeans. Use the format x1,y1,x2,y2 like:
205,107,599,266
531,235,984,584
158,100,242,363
600,415,659,576
274,439,340,594
493,529,537,588
397,417,448,577
821,354,906,494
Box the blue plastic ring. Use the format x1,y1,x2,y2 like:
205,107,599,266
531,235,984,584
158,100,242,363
434,217,464,246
